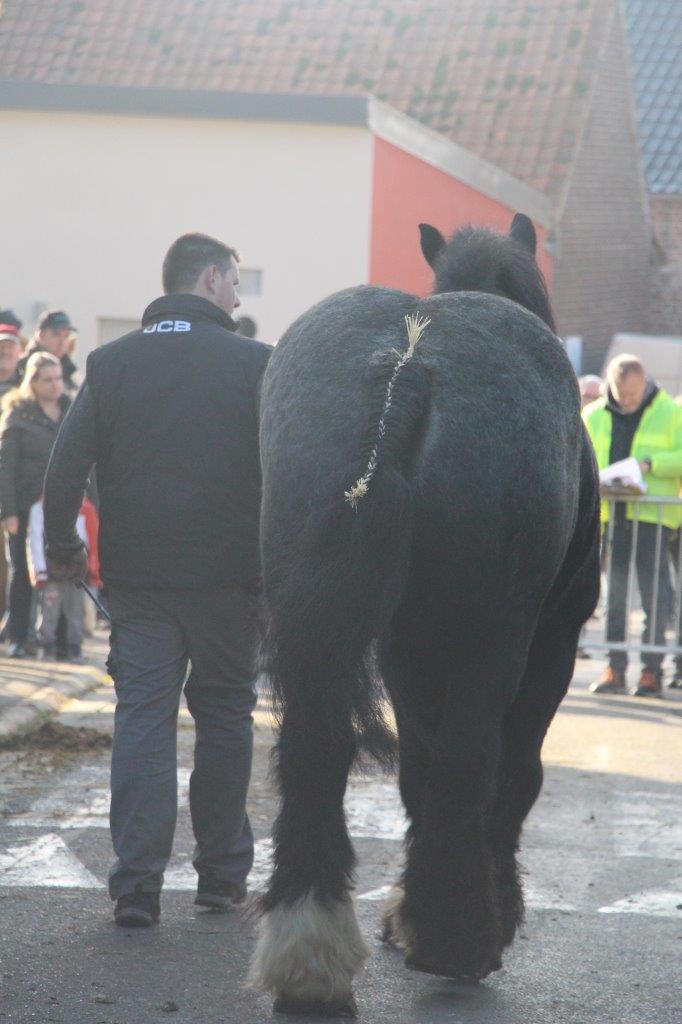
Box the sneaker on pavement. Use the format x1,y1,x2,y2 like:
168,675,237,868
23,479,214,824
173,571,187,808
633,669,662,698
589,667,626,694
195,872,247,911
114,889,160,928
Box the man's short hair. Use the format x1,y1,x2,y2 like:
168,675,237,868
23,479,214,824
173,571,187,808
606,353,645,385
162,233,239,294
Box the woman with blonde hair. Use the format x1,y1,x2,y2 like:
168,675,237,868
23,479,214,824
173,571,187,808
0,352,70,656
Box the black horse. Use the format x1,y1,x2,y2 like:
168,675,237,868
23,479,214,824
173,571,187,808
248,215,600,1016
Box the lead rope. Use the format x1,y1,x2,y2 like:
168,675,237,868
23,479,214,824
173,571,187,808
344,312,431,510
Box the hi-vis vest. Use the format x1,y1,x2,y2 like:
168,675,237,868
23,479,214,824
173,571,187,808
583,389,682,530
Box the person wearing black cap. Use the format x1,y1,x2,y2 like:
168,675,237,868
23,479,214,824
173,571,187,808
42,232,272,928
15,310,80,393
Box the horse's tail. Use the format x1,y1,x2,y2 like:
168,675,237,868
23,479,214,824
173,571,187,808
264,313,431,766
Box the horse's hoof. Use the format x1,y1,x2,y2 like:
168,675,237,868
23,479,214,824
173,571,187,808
378,921,400,947
380,886,409,950
273,993,358,1018
404,953,494,982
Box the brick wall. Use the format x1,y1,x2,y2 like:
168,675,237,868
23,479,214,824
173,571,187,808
649,195,682,337
552,5,652,374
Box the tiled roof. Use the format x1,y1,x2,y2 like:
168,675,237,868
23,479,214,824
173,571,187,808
624,0,682,195
0,0,611,199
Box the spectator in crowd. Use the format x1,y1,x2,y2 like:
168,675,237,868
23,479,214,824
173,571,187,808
236,315,258,339
15,310,80,393
668,531,682,689
0,353,70,657
584,354,682,697
0,323,23,626
43,232,272,928
0,309,23,332
579,373,603,409
667,392,682,690
27,494,88,663
0,323,23,399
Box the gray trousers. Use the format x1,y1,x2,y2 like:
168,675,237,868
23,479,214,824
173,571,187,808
38,580,84,647
106,585,258,899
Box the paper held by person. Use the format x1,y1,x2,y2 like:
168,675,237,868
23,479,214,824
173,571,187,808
599,456,647,494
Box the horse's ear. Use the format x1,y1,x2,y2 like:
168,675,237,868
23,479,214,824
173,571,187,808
419,223,446,267
509,213,536,256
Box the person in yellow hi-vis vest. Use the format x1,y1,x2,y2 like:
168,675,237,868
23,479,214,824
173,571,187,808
583,354,682,697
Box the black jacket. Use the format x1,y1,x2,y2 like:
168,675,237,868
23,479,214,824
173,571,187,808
43,294,272,589
0,395,71,517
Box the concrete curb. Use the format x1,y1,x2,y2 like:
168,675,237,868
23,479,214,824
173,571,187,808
0,664,109,743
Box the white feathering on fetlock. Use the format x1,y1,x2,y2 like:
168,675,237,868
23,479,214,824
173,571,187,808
381,886,415,951
247,893,370,1004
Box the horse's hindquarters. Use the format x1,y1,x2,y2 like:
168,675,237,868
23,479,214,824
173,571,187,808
254,285,591,1007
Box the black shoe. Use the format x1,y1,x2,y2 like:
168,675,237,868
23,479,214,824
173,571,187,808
38,643,57,661
195,872,247,911
114,889,160,928
7,642,27,659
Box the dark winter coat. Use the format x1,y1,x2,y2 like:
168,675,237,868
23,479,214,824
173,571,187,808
43,294,272,589
0,395,71,517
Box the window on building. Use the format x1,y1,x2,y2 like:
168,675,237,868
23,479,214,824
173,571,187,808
98,318,140,346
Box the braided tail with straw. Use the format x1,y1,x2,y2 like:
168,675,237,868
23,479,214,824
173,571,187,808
344,312,431,509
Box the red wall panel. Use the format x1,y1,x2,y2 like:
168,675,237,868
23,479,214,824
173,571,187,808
369,137,553,297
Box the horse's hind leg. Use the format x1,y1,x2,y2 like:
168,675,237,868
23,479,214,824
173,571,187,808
489,521,600,948
488,618,581,948
247,644,368,1017
387,635,524,981
378,649,434,949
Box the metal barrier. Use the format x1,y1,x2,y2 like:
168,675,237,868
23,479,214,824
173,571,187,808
584,492,682,658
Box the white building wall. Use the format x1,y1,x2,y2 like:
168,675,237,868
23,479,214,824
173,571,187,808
0,109,373,358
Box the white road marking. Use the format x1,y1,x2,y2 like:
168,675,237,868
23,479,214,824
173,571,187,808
523,885,576,912
0,836,276,893
599,880,682,918
2,771,679,919
344,777,406,841
613,792,682,860
355,882,577,910
0,833,100,888
164,839,274,891
7,767,191,830
0,833,666,921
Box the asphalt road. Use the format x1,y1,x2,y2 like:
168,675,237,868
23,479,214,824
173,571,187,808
0,657,680,1024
